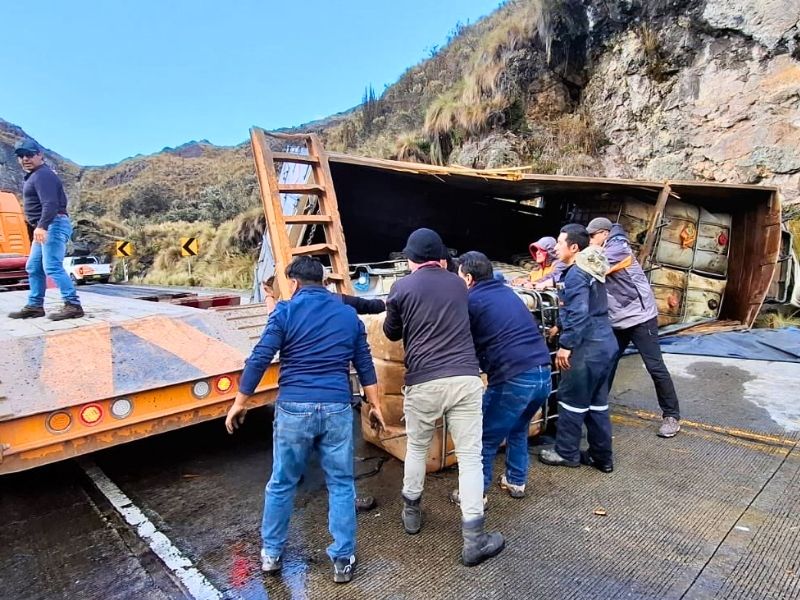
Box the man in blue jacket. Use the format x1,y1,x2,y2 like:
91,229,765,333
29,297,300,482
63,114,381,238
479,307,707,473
8,139,83,321
587,218,681,438
539,224,617,472
456,251,552,501
225,256,383,584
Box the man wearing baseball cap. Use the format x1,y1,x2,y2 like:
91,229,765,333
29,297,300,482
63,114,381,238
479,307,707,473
383,227,505,566
587,217,681,438
8,139,83,321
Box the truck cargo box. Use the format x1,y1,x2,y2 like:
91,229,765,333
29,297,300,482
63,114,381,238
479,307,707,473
315,154,783,332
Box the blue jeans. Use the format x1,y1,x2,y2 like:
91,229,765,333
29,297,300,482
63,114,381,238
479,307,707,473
482,366,552,489
26,215,79,307
261,401,355,561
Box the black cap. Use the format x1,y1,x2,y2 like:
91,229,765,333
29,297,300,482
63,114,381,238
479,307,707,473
14,139,41,156
402,228,447,263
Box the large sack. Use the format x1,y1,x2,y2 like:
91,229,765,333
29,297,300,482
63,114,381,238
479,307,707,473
360,313,405,362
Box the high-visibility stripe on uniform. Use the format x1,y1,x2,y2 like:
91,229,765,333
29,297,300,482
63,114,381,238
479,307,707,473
558,401,589,414
589,404,609,411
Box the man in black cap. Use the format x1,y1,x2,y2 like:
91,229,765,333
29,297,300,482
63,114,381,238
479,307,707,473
383,228,505,567
8,139,83,321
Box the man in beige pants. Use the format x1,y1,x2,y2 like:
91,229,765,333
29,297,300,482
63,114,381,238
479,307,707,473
383,228,505,567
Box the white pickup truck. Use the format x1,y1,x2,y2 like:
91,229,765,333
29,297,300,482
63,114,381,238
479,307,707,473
62,256,112,284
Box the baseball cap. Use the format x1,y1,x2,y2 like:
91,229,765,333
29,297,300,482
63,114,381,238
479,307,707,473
586,217,613,235
14,139,41,156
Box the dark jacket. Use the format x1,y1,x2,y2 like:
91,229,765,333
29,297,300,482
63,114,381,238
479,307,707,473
22,164,69,230
240,286,377,402
557,264,614,351
340,294,385,314
603,224,658,329
383,265,479,386
467,278,551,385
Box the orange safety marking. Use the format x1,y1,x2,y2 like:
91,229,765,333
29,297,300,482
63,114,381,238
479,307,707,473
121,316,246,375
41,323,114,404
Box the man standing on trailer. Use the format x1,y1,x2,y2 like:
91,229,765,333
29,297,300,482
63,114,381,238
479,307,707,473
7,139,83,321
539,224,617,472
587,217,681,438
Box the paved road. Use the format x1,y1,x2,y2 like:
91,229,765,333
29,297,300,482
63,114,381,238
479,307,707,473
1,356,799,600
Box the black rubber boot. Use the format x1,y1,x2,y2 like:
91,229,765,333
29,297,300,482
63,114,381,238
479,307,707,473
461,516,505,567
401,494,422,534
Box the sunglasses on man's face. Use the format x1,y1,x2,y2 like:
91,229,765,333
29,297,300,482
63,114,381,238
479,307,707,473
16,151,38,159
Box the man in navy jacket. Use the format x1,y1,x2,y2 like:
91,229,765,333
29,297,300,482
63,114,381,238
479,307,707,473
539,224,618,472
225,256,382,584
456,251,552,500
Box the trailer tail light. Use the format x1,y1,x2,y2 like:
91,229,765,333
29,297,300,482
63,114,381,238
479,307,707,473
110,398,133,419
192,380,211,399
79,404,103,426
46,411,72,433
215,375,234,393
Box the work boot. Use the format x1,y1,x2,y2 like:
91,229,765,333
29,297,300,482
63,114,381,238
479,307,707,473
461,516,505,567
260,549,282,575
580,450,613,473
658,416,681,438
7,305,45,319
401,494,422,535
498,474,526,498
332,555,357,584
538,448,580,468
48,303,84,321
355,495,377,512
449,488,488,509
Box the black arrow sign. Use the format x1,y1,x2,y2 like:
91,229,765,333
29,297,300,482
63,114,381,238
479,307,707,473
116,241,131,257
181,237,198,257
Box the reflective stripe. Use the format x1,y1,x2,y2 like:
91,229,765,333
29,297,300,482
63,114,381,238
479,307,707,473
589,405,609,411
558,401,589,414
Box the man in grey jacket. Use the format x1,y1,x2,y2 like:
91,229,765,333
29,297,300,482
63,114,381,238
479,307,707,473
587,218,681,438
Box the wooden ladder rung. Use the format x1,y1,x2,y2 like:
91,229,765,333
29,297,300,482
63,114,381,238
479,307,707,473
325,272,346,282
291,243,338,256
272,152,319,165
284,214,333,225
278,183,325,195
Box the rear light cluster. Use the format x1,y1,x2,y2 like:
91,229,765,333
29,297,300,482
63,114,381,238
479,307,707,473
45,374,238,435
191,374,237,399
46,397,134,434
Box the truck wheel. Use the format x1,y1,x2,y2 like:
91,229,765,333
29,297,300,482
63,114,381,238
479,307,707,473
100,276,110,284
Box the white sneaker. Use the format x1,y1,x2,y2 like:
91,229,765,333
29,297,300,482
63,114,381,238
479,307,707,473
499,474,526,498
260,549,282,574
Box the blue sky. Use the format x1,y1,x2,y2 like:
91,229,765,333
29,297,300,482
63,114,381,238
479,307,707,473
1,1,501,165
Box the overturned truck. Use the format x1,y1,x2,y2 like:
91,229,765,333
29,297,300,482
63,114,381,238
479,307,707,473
251,131,789,470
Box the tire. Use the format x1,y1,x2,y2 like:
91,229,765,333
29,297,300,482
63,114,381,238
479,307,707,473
100,276,111,284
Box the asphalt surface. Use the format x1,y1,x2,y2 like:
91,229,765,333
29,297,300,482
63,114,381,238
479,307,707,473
1,356,799,600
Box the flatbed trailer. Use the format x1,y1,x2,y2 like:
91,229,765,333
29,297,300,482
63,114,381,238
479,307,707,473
0,289,274,474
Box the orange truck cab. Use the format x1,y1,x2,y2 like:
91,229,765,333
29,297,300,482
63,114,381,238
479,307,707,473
0,191,30,290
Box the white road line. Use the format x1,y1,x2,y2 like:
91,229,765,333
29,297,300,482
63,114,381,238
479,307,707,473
80,460,225,600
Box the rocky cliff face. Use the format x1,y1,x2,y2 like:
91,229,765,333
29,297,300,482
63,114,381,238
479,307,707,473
583,0,800,201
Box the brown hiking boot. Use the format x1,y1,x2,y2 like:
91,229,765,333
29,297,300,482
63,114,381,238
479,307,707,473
8,305,45,319
48,303,85,321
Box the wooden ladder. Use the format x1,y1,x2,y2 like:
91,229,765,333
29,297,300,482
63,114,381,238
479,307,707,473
250,128,354,299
